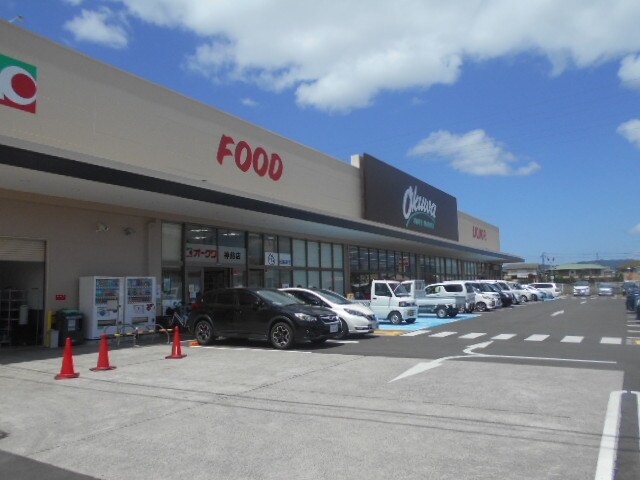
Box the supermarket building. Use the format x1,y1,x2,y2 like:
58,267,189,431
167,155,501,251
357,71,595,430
0,21,521,346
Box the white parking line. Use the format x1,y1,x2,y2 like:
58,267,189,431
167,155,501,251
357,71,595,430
525,334,549,342
458,332,486,339
561,336,584,343
600,337,622,345
551,310,565,317
430,331,457,338
594,391,624,480
491,333,517,340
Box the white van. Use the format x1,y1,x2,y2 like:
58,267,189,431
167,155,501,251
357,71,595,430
528,282,562,298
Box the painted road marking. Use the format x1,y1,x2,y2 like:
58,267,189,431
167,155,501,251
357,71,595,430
600,337,623,345
551,310,565,317
458,332,486,339
429,331,457,338
390,341,617,382
491,333,517,340
401,330,430,336
525,334,549,342
561,336,584,343
594,391,624,480
580,301,587,304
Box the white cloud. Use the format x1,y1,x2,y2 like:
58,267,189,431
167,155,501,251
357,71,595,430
619,54,640,90
240,97,258,107
617,119,640,148
64,8,128,49
630,224,640,235
408,129,541,176
103,0,640,111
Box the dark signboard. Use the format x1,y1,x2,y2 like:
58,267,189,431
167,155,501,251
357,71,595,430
360,154,459,241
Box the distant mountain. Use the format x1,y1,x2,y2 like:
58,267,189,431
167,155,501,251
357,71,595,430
577,259,637,269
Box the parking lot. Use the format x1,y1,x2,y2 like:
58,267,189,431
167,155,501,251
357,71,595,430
0,314,627,480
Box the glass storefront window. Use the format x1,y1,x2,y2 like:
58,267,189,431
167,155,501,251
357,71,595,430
248,233,263,265
248,269,263,287
293,270,306,288
307,270,320,289
359,247,369,271
218,229,244,248
160,268,182,316
333,270,344,295
320,242,332,269
264,268,279,288
349,245,358,271
379,249,387,272
231,268,245,287
279,236,292,267
321,271,333,290
162,223,182,263
307,241,319,268
293,239,306,267
186,224,216,245
333,244,343,269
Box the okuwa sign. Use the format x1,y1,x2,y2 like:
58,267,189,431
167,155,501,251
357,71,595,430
360,154,459,241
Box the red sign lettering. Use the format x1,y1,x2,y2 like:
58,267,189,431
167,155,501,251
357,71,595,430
216,134,284,181
473,226,487,241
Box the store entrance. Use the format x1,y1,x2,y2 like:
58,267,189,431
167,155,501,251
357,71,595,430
185,267,231,303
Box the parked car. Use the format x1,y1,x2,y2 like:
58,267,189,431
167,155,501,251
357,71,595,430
573,280,591,296
281,287,378,339
187,288,341,349
625,285,640,311
597,283,615,296
528,282,562,298
478,280,513,307
466,281,499,311
523,285,546,301
507,282,534,303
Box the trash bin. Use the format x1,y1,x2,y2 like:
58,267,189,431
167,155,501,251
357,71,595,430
55,310,85,346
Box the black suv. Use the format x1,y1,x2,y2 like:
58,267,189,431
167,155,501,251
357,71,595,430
187,288,341,349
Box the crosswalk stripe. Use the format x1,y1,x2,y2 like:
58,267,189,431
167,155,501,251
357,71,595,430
561,336,584,343
429,331,457,338
458,332,486,339
600,337,622,345
491,333,517,340
401,330,430,337
525,334,549,342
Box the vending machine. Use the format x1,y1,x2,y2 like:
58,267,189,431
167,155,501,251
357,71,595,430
79,276,123,340
124,276,157,328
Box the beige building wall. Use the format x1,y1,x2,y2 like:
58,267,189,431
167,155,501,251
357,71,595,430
0,22,362,218
0,191,161,311
457,212,500,252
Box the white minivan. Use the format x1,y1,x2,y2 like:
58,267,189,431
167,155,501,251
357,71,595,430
528,282,562,298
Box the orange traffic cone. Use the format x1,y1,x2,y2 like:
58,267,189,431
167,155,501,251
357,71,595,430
55,337,80,380
165,325,187,359
91,333,116,371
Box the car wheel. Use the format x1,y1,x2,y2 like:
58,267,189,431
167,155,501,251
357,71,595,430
335,319,349,339
270,321,294,349
436,307,447,319
405,318,416,324
194,318,215,345
520,295,528,303
476,302,487,312
388,311,403,324
532,294,538,301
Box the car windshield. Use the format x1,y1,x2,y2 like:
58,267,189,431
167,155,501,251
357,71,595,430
318,289,352,305
392,283,411,297
255,289,304,306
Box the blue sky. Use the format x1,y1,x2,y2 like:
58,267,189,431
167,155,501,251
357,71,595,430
2,0,640,264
